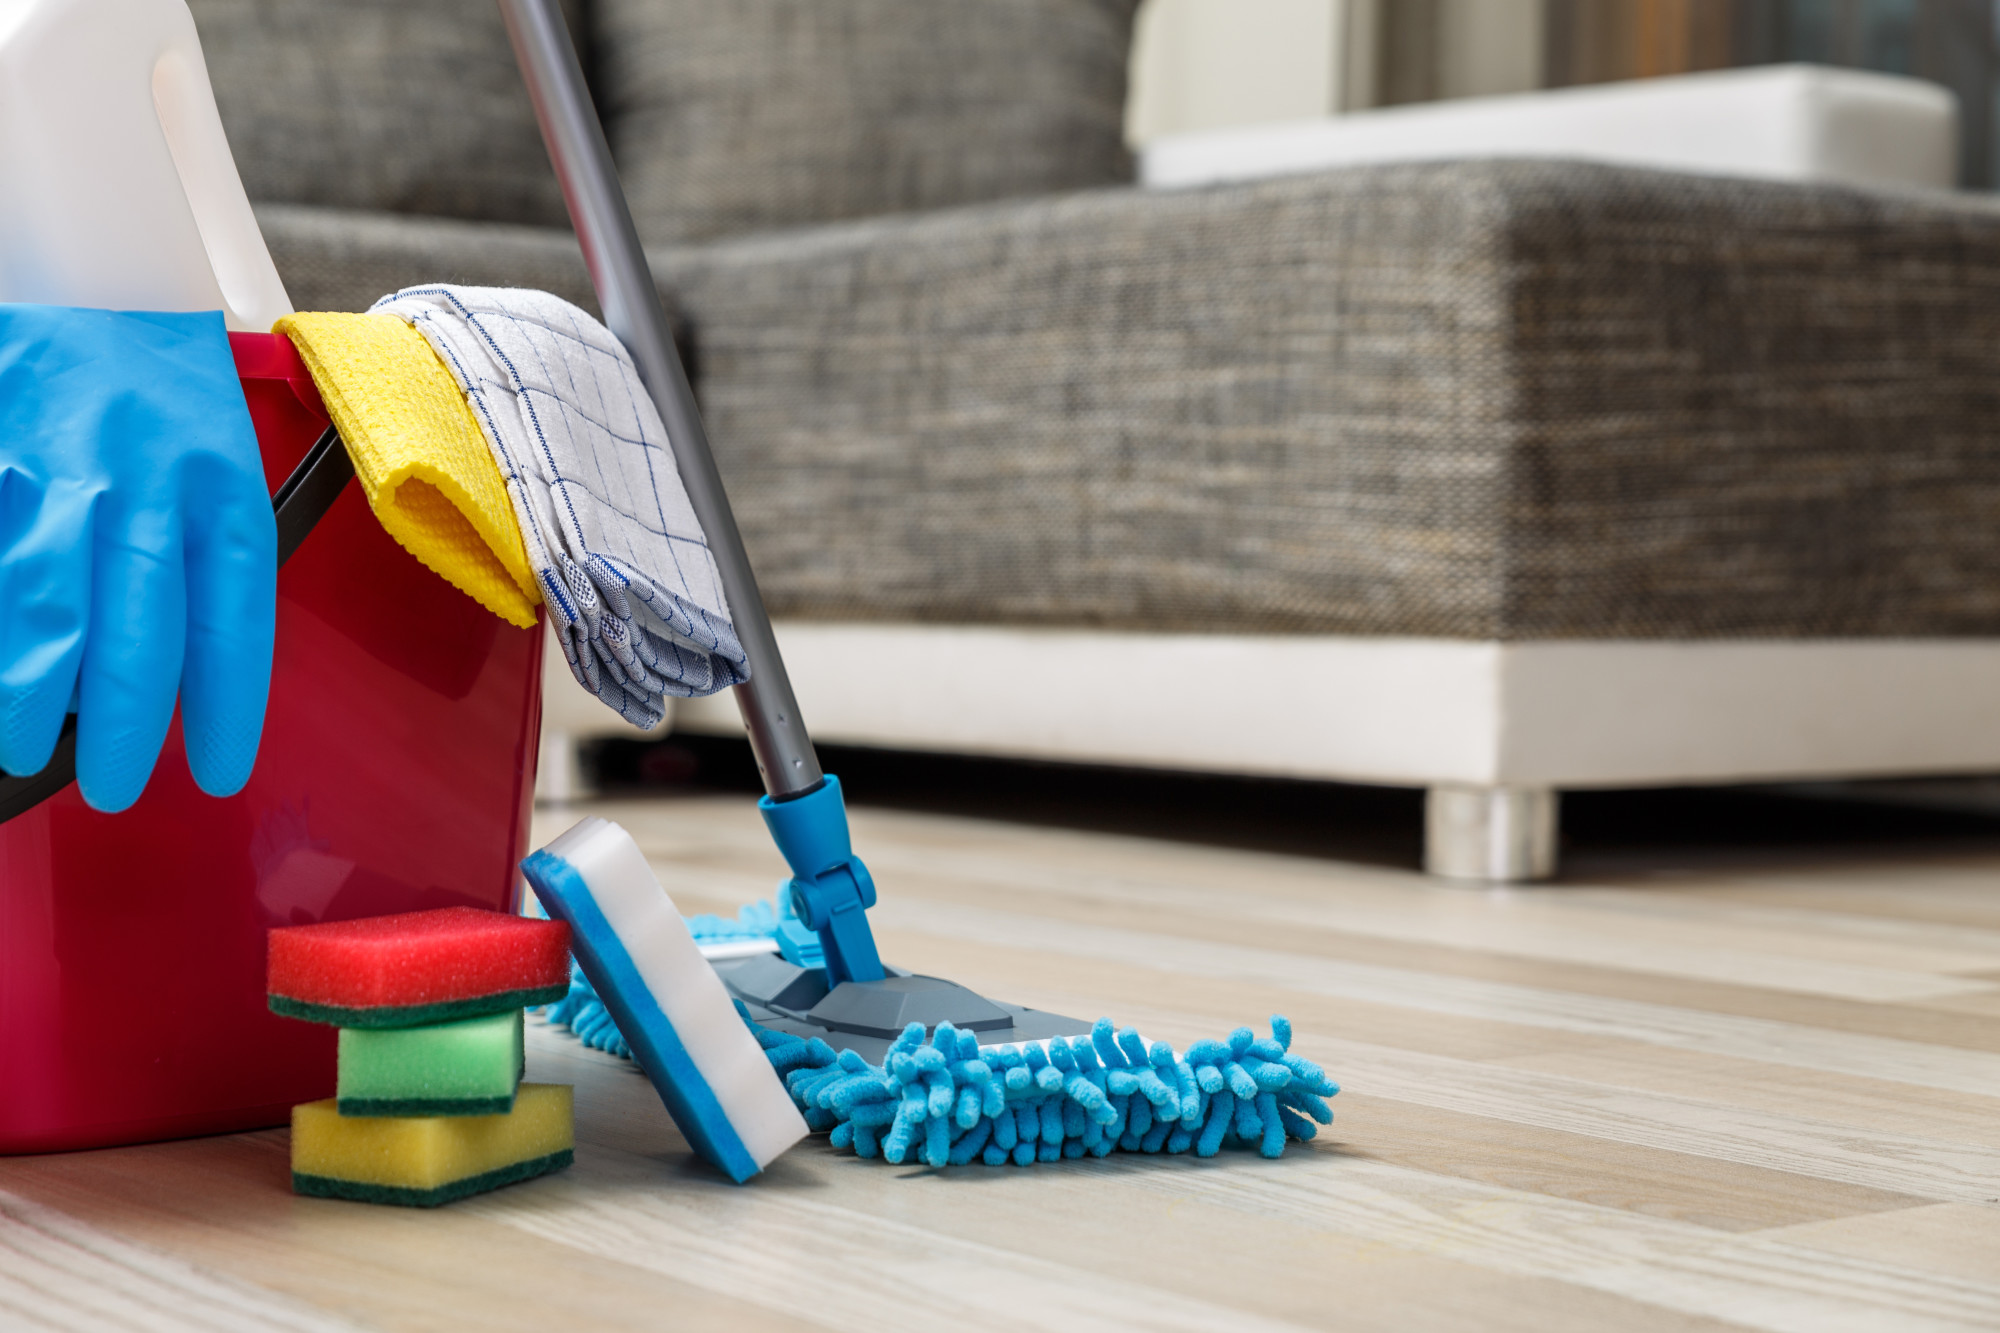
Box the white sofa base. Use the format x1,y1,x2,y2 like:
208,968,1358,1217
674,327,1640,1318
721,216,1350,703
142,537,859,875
545,624,2000,879
672,627,2000,789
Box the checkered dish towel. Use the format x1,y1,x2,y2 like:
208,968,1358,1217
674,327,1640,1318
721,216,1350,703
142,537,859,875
373,285,747,726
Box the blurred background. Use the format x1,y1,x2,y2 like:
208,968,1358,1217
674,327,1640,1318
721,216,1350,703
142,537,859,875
1129,0,2000,185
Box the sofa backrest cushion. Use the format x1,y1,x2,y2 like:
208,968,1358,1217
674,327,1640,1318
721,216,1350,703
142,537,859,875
595,0,1140,245
188,0,577,228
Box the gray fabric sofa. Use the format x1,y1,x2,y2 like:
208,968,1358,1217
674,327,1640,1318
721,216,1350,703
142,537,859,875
191,0,2000,879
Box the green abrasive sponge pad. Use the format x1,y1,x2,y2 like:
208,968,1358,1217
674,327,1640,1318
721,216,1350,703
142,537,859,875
268,906,571,1028
337,1009,525,1117
292,1083,574,1208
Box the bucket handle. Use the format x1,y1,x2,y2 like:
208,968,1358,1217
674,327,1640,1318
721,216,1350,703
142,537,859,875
0,424,354,823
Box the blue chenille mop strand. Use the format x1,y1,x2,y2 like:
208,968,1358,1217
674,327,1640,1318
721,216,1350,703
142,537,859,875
543,961,633,1059
760,1013,1338,1166
681,898,782,945
538,912,1339,1166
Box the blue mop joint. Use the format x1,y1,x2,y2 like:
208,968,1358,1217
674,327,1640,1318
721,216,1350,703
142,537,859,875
760,775,881,984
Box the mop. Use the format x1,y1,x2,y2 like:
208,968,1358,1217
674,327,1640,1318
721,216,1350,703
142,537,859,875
552,963,1338,1166
487,0,1341,1169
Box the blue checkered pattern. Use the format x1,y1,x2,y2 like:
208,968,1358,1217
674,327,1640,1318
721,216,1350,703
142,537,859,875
375,285,747,726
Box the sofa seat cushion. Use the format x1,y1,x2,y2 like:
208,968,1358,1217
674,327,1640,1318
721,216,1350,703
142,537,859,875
256,204,597,317
258,163,2000,641
657,161,2000,639
594,0,1139,245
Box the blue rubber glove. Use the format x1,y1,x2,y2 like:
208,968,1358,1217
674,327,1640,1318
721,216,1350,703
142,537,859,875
0,305,276,812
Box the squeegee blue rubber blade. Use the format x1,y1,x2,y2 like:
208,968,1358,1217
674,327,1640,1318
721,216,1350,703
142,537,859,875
521,818,808,1183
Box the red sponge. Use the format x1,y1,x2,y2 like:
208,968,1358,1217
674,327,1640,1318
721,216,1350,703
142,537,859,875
269,907,571,1028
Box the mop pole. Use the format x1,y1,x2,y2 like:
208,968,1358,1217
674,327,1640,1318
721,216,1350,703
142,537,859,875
499,0,887,983
496,0,824,804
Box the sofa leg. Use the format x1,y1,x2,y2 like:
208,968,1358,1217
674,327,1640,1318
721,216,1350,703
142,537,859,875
1424,785,1559,882
535,728,592,805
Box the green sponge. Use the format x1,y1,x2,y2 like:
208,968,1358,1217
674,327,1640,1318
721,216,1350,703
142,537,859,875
337,1010,524,1117
292,1151,574,1208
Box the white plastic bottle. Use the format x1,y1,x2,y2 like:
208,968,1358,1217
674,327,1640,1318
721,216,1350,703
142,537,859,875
0,0,290,330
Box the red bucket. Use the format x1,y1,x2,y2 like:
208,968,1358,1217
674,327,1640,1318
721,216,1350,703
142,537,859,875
0,332,544,1153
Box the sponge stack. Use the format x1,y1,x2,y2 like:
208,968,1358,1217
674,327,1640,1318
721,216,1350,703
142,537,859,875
522,817,808,1183
269,907,577,1207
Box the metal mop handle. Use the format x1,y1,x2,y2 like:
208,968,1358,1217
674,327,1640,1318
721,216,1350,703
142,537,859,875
497,0,825,801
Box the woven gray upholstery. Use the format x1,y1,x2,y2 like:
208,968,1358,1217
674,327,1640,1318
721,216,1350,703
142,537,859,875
594,0,1138,245
256,205,596,316
649,162,2000,639
190,0,573,227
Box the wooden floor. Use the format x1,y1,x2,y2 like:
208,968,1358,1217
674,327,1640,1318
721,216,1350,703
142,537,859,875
6,787,2000,1331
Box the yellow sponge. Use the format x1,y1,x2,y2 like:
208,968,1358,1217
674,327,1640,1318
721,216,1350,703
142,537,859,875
276,311,540,628
291,1082,574,1207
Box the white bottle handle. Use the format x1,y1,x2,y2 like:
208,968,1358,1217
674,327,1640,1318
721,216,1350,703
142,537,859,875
0,0,292,330
152,40,291,330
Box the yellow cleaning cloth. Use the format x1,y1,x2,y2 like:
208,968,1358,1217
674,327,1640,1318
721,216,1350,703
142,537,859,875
276,311,540,627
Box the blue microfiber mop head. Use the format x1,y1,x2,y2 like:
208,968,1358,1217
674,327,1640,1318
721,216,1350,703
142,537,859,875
543,973,1339,1168
757,1013,1337,1167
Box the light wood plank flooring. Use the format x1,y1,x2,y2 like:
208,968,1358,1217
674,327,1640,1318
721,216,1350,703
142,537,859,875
5,790,2000,1331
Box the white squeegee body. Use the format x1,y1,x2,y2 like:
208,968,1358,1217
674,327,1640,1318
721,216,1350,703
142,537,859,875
522,817,807,1182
